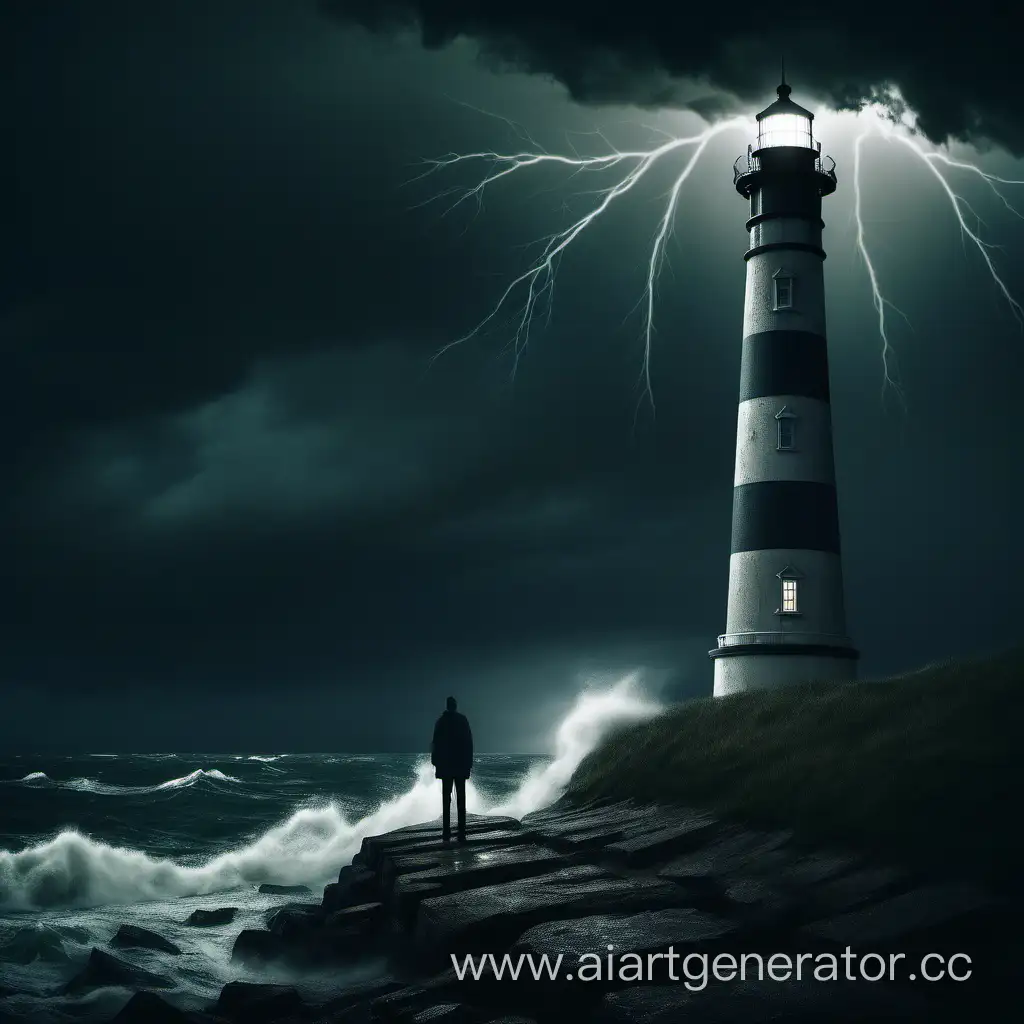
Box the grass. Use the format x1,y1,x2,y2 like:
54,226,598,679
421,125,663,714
563,649,1023,882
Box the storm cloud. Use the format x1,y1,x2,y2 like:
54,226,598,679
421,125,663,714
319,2,1021,152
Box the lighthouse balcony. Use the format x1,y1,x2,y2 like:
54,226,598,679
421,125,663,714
733,151,837,198
716,630,854,649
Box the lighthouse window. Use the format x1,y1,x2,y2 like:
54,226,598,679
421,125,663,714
777,416,796,450
774,275,794,309
781,579,799,613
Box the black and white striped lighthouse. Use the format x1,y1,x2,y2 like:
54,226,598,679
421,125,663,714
710,79,859,696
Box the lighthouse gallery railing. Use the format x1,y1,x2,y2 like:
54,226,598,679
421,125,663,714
717,631,854,648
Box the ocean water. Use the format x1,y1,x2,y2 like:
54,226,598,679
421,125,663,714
0,677,662,1023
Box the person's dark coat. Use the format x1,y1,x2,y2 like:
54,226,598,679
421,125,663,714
431,709,473,780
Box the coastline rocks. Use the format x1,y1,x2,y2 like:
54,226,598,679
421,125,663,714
186,907,237,926
0,925,68,964
257,883,312,896
231,929,289,965
214,982,303,1022
63,948,174,994
323,864,377,913
111,924,182,955
266,904,324,937
387,845,568,925
193,798,1014,1024
111,992,191,1024
512,907,738,965
414,864,697,962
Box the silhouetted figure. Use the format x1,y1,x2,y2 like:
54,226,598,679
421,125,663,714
431,696,473,843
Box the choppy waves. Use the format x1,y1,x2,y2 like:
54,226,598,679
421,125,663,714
6,768,243,796
0,675,660,911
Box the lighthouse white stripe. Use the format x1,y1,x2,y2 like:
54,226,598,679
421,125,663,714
723,549,850,638
733,395,835,486
743,249,826,337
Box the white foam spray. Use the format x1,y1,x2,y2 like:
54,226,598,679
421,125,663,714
0,674,661,911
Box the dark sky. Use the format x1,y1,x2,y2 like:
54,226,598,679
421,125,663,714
3,1,1022,753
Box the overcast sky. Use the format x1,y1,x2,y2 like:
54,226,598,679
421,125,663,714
3,2,1022,752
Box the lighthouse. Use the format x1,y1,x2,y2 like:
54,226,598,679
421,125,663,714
710,79,859,696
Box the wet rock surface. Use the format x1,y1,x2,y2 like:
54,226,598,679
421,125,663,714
93,799,1009,1024
66,947,175,994
110,924,182,955
110,991,193,1024
0,925,68,965
186,907,238,926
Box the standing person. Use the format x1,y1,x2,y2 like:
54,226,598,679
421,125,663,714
430,696,473,843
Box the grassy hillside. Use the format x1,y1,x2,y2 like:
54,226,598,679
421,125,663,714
564,650,1023,881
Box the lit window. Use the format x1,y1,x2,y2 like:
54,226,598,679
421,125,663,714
774,275,794,309
777,416,796,450
781,579,798,613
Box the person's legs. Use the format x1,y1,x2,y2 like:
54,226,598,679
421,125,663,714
455,777,467,841
441,777,453,841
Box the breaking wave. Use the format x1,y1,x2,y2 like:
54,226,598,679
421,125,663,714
4,768,243,796
0,675,660,911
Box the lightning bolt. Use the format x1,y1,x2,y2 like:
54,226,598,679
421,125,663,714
851,103,1024,409
421,102,1024,417
418,116,749,417
852,129,911,410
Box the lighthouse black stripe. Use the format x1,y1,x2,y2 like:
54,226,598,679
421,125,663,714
730,481,841,554
740,330,831,403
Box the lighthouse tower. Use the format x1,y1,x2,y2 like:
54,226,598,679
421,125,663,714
710,79,859,696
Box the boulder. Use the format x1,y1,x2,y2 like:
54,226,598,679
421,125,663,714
323,864,378,912
111,991,191,1024
267,906,324,939
263,900,321,928
214,982,303,1022
62,948,174,994
316,975,406,1017
414,863,699,960
0,925,68,964
232,920,376,969
186,907,238,927
257,883,312,896
110,924,182,955
230,929,289,965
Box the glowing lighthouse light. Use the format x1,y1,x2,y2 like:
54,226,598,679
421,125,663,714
756,83,816,151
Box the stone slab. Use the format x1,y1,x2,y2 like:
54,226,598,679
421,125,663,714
512,907,738,963
414,864,698,958
602,811,719,867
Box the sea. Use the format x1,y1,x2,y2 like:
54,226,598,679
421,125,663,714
0,678,660,1023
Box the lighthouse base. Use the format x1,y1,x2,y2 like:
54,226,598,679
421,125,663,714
712,650,857,697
